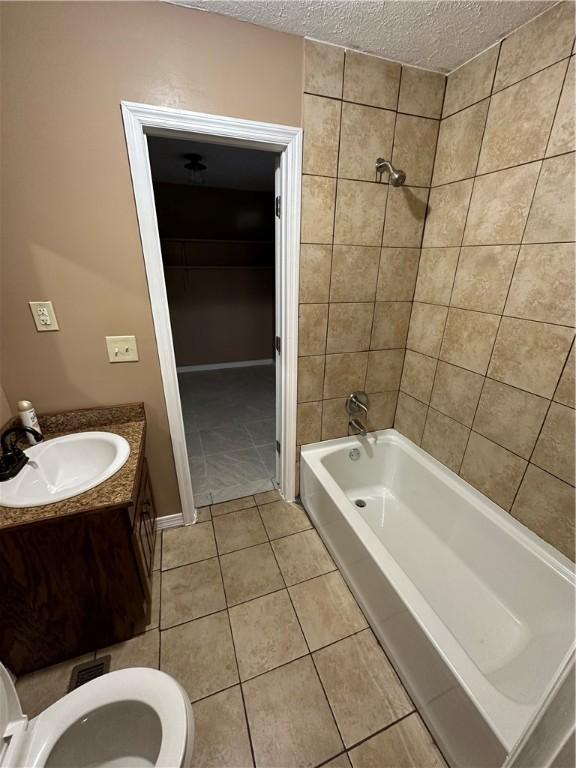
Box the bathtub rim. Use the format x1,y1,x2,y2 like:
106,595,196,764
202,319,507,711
300,428,575,751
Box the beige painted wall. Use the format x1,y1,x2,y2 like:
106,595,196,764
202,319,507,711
0,1,303,515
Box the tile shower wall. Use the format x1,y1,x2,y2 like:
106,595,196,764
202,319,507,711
298,40,444,472
394,2,576,560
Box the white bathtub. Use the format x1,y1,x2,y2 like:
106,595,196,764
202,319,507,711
300,429,575,768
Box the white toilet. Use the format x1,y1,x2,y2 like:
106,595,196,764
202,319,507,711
0,663,194,767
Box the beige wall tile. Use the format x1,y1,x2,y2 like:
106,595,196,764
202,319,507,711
547,56,575,157
460,432,527,510
440,308,500,374
443,45,499,117
494,2,575,91
407,302,448,357
381,186,428,248
414,247,459,305
504,243,575,326
554,344,575,408
430,361,484,426
488,317,574,398
334,179,388,246
433,100,489,185
392,114,439,187
421,408,470,472
394,392,428,444
451,245,518,314
464,162,541,245
348,713,446,768
327,302,374,353
297,401,322,445
400,349,437,403
478,62,567,174
523,153,575,243
305,39,345,98
376,247,420,301
324,352,369,398
330,245,380,302
371,301,412,349
322,397,349,440
344,51,400,109
301,175,337,244
366,349,405,392
299,303,328,356
398,66,445,118
473,378,549,459
299,244,332,303
367,391,398,430
422,179,473,247
303,94,342,176
512,464,575,560
532,402,575,485
298,356,325,402
339,102,395,181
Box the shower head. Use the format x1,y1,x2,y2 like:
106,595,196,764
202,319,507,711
375,158,406,186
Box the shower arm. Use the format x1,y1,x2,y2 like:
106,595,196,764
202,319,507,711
375,157,406,186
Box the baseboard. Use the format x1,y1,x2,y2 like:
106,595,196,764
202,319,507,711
155,513,185,530
177,359,274,373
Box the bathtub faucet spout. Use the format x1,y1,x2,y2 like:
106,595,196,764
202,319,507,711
349,417,368,437
346,392,369,438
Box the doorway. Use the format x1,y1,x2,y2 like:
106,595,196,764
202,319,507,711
148,138,277,507
122,102,301,525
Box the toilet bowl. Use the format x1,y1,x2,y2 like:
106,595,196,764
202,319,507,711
0,663,194,768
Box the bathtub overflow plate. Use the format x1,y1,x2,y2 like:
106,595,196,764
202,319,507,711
349,448,361,461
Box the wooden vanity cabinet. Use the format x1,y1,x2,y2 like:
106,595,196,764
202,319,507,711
0,457,156,675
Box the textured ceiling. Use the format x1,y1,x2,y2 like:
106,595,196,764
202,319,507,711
173,0,556,73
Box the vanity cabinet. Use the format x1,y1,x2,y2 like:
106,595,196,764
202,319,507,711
0,456,156,675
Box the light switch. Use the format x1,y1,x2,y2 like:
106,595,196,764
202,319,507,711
105,335,139,363
29,301,59,332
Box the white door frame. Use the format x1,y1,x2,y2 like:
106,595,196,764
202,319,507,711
121,101,302,525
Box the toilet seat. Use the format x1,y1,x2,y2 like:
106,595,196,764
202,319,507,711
1,665,194,768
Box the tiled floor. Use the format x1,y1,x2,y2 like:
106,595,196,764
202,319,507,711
15,490,447,768
178,365,277,506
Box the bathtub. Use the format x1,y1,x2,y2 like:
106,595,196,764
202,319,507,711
300,429,575,768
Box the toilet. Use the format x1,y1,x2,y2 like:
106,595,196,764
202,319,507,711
0,663,194,767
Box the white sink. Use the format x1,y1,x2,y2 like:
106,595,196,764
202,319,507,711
0,432,131,508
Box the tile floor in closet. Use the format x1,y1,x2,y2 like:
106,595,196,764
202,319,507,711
178,365,277,506
16,490,447,768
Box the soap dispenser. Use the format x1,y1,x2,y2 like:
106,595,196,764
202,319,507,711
17,400,42,444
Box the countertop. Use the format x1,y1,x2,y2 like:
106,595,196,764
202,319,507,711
0,403,146,530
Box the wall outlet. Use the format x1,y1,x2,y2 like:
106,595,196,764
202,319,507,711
105,335,139,363
29,301,59,331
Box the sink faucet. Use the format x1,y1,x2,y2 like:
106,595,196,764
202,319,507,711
0,426,44,482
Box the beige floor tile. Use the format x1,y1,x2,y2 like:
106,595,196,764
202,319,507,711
162,522,217,570
191,686,254,768
272,529,335,586
289,571,368,651
314,630,413,747
213,507,268,554
243,656,343,768
220,542,284,606
16,652,94,718
196,506,211,523
348,713,447,767
324,756,353,768
259,500,312,540
211,496,255,517
229,590,308,681
98,629,159,672
253,489,282,505
160,611,238,701
153,536,161,571
145,569,161,631
161,558,225,629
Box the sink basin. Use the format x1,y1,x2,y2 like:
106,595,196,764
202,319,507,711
0,432,130,508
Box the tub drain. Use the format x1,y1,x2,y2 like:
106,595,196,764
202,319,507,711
355,499,367,508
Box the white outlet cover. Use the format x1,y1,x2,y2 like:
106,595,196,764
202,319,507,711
105,335,139,363
29,301,59,332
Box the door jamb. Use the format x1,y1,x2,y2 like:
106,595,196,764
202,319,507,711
121,101,301,524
